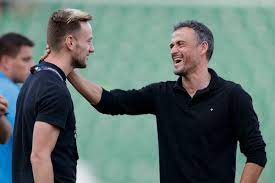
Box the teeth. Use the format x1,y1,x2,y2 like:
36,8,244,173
174,59,182,63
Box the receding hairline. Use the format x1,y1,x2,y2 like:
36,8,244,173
171,27,199,43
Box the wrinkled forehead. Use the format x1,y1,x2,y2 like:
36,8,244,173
171,27,197,43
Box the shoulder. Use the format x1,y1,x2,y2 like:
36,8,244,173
34,70,64,83
216,74,243,92
143,80,176,90
0,78,20,100
0,76,19,90
133,81,175,96
220,78,251,101
26,71,71,102
32,71,67,91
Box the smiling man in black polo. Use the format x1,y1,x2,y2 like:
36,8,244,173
12,9,94,183
67,20,267,183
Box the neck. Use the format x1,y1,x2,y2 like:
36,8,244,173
181,65,211,97
44,51,73,76
0,67,13,81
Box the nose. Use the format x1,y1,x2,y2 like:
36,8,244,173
170,45,178,55
89,45,94,54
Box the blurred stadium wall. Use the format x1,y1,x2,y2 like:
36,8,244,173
1,0,274,182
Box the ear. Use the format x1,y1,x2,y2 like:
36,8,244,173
0,55,13,70
200,41,209,57
65,35,75,51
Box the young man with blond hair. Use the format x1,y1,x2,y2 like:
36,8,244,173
12,8,94,183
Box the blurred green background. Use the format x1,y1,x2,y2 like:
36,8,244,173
1,1,274,182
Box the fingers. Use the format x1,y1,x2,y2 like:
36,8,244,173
40,44,51,60
0,96,8,114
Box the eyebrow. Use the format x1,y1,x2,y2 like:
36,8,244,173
170,40,186,48
23,56,32,59
177,40,186,44
22,56,32,61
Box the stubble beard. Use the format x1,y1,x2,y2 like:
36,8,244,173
71,53,87,69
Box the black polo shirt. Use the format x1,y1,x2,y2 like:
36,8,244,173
94,68,266,183
12,61,78,183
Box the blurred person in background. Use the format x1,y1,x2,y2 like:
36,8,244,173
0,0,11,14
64,20,266,183
0,95,11,144
12,8,94,183
0,32,34,183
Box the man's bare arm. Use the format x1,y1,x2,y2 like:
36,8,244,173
68,70,102,105
31,121,60,183
240,162,264,183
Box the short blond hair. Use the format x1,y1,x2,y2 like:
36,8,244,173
47,8,92,51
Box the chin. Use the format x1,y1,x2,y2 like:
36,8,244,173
173,69,186,77
72,59,87,69
75,64,87,69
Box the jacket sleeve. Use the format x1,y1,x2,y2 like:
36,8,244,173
93,83,158,115
230,84,267,167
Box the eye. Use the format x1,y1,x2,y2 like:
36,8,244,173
88,37,93,42
23,57,32,62
178,41,185,47
169,44,174,49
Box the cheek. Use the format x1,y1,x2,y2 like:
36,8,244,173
185,49,195,58
17,63,30,74
179,47,189,56
84,43,90,51
12,63,21,71
9,65,21,78
79,45,87,54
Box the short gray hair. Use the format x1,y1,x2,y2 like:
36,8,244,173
174,20,214,61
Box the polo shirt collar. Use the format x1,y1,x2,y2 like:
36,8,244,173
173,68,221,92
39,60,67,82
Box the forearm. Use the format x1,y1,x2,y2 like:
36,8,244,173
240,162,264,183
31,154,54,183
0,115,11,144
68,70,102,105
